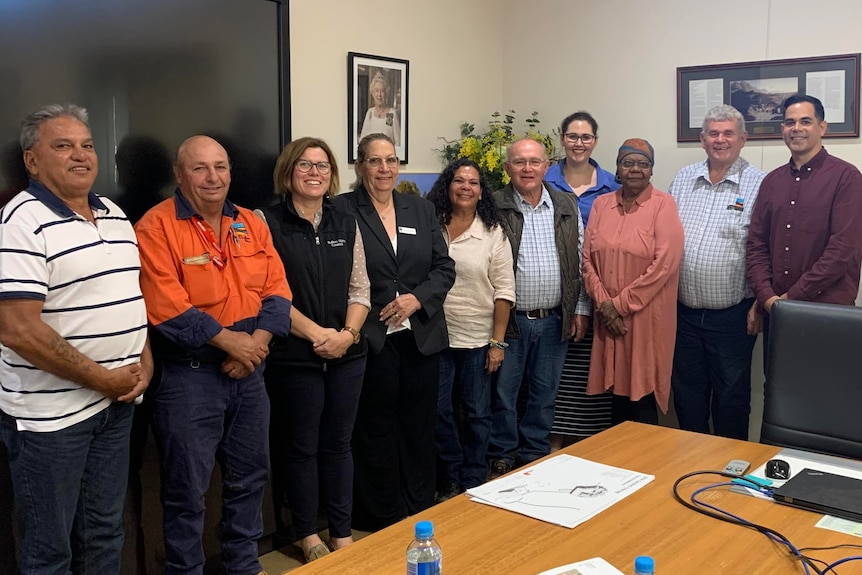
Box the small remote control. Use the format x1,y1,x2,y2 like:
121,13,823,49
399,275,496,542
723,459,750,476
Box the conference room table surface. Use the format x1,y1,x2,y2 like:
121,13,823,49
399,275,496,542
292,422,858,574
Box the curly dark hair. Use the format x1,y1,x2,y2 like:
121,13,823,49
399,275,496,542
426,158,502,230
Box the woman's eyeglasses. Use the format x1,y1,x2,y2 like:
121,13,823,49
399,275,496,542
619,159,652,170
563,133,595,144
363,156,399,168
295,160,332,174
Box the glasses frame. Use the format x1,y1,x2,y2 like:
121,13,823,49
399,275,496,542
362,156,400,169
563,132,596,144
508,158,548,169
295,159,332,174
619,159,653,170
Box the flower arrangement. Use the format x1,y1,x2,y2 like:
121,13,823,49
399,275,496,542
435,110,558,191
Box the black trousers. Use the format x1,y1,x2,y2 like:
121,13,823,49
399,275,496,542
266,358,365,540
611,393,659,426
352,331,439,532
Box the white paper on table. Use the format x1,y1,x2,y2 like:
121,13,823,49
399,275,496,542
533,556,625,575
466,454,654,529
816,515,862,538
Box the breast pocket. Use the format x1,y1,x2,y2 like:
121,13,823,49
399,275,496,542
235,248,268,292
719,210,746,241
180,262,225,308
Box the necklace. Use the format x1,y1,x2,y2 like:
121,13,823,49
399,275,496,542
370,196,394,220
379,204,395,220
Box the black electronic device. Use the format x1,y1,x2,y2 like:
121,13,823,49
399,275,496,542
772,468,862,523
765,459,791,480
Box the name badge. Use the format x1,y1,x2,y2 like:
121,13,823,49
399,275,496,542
398,226,417,235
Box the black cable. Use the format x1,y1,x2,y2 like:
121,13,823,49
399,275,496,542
672,470,823,574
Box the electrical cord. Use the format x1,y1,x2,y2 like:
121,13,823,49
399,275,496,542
821,556,862,574
673,470,824,574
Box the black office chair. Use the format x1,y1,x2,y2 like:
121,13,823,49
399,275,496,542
761,300,862,460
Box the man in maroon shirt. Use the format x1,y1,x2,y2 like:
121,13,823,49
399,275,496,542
746,94,862,318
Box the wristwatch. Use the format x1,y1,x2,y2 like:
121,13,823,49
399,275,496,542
342,326,361,344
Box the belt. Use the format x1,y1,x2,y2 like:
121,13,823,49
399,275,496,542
516,307,559,320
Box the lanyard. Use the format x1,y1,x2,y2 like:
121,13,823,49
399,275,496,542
192,215,227,269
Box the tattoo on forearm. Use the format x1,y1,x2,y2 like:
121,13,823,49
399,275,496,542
49,333,86,367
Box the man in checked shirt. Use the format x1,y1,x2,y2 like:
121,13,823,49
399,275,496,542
668,105,765,441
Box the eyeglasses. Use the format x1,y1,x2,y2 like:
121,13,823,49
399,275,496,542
508,158,547,169
295,160,332,174
620,159,652,170
363,156,399,168
563,133,595,144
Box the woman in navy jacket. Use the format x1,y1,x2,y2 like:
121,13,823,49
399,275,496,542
333,133,455,531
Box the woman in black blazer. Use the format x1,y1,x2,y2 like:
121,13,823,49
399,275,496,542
333,133,454,531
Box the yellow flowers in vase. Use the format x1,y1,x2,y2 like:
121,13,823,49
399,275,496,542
435,111,558,191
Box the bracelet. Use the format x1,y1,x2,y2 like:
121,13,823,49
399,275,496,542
489,338,509,350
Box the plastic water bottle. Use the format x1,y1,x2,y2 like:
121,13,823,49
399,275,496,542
406,520,442,575
633,555,655,575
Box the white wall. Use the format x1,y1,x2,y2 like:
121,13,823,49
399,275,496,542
501,0,862,189
290,0,504,190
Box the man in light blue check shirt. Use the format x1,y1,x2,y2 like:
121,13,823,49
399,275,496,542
668,105,765,440
487,139,590,478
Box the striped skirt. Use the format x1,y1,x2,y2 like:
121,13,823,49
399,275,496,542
551,324,613,438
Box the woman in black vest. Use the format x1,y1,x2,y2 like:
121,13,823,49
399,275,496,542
259,137,370,563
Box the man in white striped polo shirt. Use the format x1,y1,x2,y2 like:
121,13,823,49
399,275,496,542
0,103,152,575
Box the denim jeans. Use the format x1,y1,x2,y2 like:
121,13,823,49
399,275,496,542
1,401,133,575
489,310,568,465
436,346,492,489
266,357,365,540
672,299,757,440
154,361,269,575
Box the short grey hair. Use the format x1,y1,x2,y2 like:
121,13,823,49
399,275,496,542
20,103,90,151
701,104,746,135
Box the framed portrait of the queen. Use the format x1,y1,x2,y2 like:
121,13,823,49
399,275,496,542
348,52,409,163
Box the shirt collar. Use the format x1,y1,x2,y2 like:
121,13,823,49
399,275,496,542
789,146,828,173
612,183,654,208
26,178,110,218
695,156,750,186
513,183,552,209
545,158,616,193
172,187,239,220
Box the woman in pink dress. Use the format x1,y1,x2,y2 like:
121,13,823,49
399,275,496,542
582,139,684,424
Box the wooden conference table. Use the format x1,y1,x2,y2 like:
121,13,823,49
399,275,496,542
294,422,854,574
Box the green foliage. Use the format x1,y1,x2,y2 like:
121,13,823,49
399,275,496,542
395,180,420,196
434,111,559,191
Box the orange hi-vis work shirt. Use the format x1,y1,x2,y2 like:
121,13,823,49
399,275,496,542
135,190,292,361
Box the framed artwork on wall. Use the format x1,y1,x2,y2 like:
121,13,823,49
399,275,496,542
677,53,860,142
348,52,409,163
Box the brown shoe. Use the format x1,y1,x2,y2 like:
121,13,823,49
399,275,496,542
304,543,330,563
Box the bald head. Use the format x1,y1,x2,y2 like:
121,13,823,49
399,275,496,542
174,135,232,217
504,138,549,198
176,136,229,170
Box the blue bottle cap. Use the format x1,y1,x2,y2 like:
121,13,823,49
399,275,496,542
635,556,654,573
415,520,433,539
